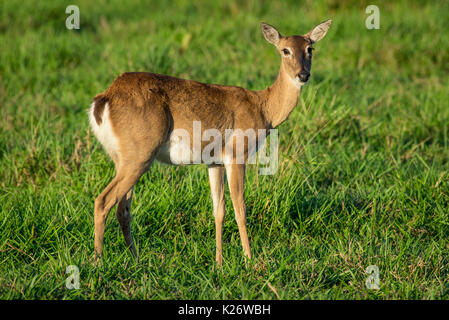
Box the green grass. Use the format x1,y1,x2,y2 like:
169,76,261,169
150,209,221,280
1,0,449,299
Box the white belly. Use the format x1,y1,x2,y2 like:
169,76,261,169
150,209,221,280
155,132,225,166
155,129,263,166
156,136,194,165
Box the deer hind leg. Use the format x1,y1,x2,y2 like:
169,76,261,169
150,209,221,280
225,163,251,260
208,166,226,265
115,188,137,258
90,93,171,260
94,161,150,258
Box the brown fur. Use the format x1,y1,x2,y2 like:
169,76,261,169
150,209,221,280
91,20,331,264
92,95,108,125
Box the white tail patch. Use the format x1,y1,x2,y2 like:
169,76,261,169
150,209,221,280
88,102,120,159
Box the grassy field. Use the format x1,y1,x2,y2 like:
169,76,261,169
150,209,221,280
1,0,449,299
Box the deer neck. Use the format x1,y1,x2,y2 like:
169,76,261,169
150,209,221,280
260,63,302,128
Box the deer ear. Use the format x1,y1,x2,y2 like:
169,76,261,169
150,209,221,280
306,19,331,43
261,23,281,46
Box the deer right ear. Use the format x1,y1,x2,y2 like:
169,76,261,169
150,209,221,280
305,19,332,44
261,23,281,46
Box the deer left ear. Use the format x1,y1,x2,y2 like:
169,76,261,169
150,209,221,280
305,19,332,43
261,23,282,46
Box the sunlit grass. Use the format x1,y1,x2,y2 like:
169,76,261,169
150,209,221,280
0,0,448,299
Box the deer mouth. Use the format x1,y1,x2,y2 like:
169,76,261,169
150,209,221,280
297,72,310,83
290,75,308,88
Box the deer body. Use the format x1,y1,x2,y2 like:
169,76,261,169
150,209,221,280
89,21,331,264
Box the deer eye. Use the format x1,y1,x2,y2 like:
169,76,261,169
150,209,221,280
282,48,290,56
306,46,314,57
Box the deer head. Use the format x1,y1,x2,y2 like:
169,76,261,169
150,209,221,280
261,20,331,88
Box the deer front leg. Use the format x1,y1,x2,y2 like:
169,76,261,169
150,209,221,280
208,166,226,265
225,163,251,260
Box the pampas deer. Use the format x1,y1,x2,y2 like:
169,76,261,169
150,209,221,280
89,20,331,264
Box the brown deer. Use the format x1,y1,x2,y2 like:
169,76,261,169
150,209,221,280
89,20,331,264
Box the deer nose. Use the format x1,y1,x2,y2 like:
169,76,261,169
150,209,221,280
298,72,310,82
